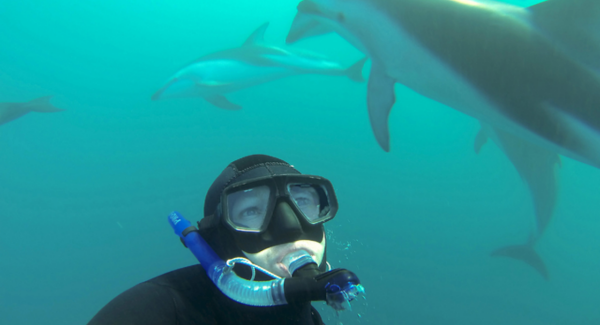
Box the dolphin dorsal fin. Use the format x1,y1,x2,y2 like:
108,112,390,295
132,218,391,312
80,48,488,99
243,22,269,47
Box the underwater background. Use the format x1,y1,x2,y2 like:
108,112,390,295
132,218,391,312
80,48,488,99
1,0,599,324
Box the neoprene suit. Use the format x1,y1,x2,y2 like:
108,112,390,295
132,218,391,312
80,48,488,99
87,264,325,325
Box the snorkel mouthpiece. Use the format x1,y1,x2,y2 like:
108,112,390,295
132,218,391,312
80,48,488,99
168,211,365,311
283,250,317,276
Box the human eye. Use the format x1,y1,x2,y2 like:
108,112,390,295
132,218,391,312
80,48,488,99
231,205,265,229
294,197,311,207
239,207,262,219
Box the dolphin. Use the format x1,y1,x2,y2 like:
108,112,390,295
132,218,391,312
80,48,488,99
0,96,63,126
529,0,600,76
474,122,561,279
287,0,600,169
152,22,367,109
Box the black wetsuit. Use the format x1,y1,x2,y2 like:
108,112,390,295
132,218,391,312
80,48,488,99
88,264,325,325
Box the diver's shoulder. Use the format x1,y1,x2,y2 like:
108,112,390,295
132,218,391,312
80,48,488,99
144,264,213,293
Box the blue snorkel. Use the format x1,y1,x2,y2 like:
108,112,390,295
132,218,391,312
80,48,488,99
168,211,365,310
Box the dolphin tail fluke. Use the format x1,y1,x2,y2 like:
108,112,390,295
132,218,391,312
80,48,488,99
345,57,368,82
491,243,549,280
24,96,63,113
203,95,242,110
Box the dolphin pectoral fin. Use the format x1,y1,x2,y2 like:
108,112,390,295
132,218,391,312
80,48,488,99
203,95,242,110
286,13,333,44
491,243,549,280
474,126,489,154
243,22,269,47
367,61,396,152
345,57,368,82
25,96,63,113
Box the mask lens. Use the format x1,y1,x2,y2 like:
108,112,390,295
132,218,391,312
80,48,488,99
226,185,271,231
288,183,330,222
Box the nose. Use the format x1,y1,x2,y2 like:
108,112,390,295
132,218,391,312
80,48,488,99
267,200,303,240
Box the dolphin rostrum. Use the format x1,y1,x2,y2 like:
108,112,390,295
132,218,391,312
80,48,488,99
152,22,367,109
0,96,63,126
475,122,560,279
287,0,600,169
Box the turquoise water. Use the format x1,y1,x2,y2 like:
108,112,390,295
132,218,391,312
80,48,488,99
1,0,599,324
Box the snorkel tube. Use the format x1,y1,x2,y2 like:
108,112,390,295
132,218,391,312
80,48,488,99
168,211,364,310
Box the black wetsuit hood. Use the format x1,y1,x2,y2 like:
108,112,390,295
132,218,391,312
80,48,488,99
198,154,329,278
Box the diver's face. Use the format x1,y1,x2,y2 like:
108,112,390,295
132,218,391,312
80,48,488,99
227,178,329,272
242,235,325,278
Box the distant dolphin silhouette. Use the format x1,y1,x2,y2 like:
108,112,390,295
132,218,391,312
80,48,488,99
152,22,367,109
0,96,63,126
475,122,560,279
286,0,600,169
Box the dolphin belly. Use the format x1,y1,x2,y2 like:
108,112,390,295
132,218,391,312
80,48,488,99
157,60,294,100
369,19,500,121
375,19,600,167
263,50,346,76
186,60,294,93
153,78,202,100
338,1,509,134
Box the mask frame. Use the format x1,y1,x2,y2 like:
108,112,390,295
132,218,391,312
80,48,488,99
219,174,338,233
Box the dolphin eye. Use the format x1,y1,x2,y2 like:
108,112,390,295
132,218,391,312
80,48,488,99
337,12,345,22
